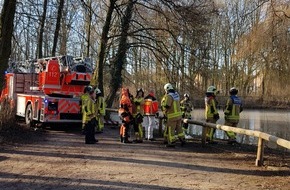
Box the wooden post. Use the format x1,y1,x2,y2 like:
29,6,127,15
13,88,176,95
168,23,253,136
255,137,264,166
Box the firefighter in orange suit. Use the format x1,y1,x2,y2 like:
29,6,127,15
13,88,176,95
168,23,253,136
143,90,158,141
81,86,93,134
132,88,144,143
205,85,219,143
119,88,133,143
95,88,106,133
161,83,185,147
84,87,98,144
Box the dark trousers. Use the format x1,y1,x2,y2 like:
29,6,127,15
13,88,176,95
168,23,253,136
85,119,96,143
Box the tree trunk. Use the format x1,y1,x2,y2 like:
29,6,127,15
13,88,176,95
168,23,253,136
106,0,136,108
59,3,68,55
37,0,48,58
52,0,64,56
0,0,16,88
91,0,116,92
85,0,92,57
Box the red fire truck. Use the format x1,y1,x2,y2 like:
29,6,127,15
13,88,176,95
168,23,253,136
0,55,93,127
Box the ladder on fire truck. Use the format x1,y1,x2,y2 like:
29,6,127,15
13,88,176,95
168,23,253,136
8,55,93,74
6,55,93,95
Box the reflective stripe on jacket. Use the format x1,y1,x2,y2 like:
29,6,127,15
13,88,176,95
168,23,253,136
81,93,89,123
205,96,218,119
85,97,96,123
180,99,193,113
98,96,106,116
133,97,144,116
161,92,182,120
81,93,89,113
224,95,242,121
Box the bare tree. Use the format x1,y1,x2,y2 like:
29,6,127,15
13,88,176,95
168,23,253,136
37,0,48,58
82,0,93,57
91,0,117,93
106,0,137,107
0,0,16,87
52,0,65,56
234,0,290,101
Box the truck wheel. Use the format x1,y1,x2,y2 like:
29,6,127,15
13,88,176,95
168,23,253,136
25,104,33,127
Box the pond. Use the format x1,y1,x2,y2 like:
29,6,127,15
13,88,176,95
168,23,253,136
190,108,290,149
109,108,290,149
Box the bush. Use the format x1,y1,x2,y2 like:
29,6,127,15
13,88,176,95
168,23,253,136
0,99,17,131
0,99,44,144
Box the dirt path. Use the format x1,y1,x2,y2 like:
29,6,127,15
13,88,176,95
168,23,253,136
0,125,289,190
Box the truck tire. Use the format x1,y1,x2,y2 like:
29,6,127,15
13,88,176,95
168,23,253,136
25,104,33,127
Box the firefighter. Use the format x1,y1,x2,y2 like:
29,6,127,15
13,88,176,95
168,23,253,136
84,87,98,144
143,90,158,141
205,85,220,143
81,85,93,135
224,87,243,144
132,88,144,143
180,93,193,139
119,88,133,143
161,83,185,147
95,88,106,133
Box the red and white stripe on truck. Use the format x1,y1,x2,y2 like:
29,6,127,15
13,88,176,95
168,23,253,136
16,94,82,123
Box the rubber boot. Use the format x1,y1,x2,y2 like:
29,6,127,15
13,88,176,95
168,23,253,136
180,138,186,147
166,142,175,148
120,124,125,143
123,137,132,144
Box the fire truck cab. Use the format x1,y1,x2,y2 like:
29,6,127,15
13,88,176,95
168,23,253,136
0,55,93,127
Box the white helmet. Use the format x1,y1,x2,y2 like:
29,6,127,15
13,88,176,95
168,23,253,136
230,87,238,95
94,88,101,95
84,85,93,93
164,83,174,91
207,86,217,93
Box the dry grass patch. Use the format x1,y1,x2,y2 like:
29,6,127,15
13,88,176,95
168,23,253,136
0,100,45,144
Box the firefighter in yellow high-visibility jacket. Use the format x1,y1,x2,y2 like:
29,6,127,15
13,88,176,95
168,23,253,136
224,87,243,144
132,88,144,143
180,93,193,138
80,86,93,134
205,85,219,143
84,87,98,144
95,88,106,133
161,83,185,147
